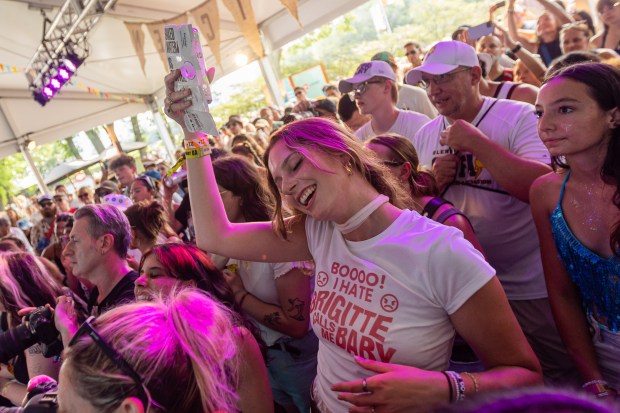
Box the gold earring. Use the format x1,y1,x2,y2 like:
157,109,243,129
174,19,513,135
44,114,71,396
345,162,353,176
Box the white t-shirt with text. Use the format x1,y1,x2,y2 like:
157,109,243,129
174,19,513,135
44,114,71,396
355,110,430,144
413,97,550,300
306,210,494,412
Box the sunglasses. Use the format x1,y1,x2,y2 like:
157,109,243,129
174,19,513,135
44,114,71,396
406,50,418,56
419,68,470,89
351,80,384,95
69,316,162,411
39,201,53,208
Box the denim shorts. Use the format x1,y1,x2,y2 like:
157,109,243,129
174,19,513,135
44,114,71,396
267,330,319,412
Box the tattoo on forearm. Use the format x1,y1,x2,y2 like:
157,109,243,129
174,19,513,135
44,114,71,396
287,298,305,321
28,344,43,355
264,312,281,325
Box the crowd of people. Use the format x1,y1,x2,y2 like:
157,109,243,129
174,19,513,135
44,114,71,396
0,0,619,412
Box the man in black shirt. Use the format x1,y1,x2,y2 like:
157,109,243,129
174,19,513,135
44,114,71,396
57,204,137,344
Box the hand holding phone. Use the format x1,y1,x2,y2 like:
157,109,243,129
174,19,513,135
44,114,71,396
468,21,494,41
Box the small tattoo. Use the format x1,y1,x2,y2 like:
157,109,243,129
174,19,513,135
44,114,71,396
287,298,305,321
264,312,281,325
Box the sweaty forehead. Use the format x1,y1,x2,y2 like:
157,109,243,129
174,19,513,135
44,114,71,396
267,140,294,175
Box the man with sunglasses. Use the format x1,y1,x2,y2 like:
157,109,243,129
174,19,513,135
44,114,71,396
408,41,579,386
30,194,58,255
339,60,431,143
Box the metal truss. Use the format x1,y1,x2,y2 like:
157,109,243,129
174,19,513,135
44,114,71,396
25,0,117,90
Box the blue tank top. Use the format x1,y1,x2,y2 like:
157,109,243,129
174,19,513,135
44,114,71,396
550,172,620,333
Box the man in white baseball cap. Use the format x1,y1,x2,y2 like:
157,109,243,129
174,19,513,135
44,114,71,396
410,41,579,386
339,60,430,143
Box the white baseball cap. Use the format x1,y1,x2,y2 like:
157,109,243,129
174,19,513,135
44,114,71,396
406,41,480,85
339,61,397,93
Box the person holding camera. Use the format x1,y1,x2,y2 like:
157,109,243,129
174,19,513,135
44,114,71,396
0,252,64,407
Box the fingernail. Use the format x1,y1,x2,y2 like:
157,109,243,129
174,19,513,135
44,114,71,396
354,356,366,362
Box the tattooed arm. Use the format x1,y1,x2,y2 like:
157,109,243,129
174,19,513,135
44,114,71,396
228,267,313,338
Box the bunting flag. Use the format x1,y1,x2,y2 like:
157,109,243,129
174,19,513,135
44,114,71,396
146,13,188,69
190,0,222,67
0,64,22,73
74,80,145,103
222,0,264,58
124,22,147,76
280,0,302,27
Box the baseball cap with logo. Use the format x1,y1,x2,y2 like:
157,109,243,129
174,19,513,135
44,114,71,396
405,41,479,85
339,61,397,93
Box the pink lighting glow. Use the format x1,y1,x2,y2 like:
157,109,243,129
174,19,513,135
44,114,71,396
64,59,77,72
50,78,61,89
58,68,70,80
43,86,54,98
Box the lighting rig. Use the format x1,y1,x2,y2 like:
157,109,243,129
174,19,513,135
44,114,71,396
25,0,117,106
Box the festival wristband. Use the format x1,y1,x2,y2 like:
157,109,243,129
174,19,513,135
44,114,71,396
168,153,186,176
183,136,211,150
185,146,212,159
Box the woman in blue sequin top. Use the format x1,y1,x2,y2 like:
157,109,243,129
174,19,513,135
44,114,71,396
530,62,620,396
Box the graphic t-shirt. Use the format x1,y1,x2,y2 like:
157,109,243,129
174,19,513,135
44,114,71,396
306,210,494,412
413,97,550,300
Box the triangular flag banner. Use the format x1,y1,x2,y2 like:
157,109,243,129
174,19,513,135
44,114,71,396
222,0,264,58
124,22,147,76
146,13,188,70
280,0,302,27
190,0,222,67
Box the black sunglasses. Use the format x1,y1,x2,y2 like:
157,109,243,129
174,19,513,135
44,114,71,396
69,316,161,410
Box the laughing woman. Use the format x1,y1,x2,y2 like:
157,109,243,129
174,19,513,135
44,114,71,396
164,69,542,413
530,62,620,395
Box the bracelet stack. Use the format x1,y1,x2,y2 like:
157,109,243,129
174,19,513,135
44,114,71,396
444,370,466,402
183,136,212,159
511,42,523,54
582,380,616,398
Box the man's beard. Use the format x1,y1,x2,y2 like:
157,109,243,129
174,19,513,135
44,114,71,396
42,208,56,218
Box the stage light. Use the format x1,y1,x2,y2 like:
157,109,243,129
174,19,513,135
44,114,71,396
33,91,50,106
235,53,248,67
58,68,70,80
26,139,36,151
50,78,61,90
63,52,83,73
43,86,54,98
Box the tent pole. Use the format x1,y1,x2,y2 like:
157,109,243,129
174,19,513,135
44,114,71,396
19,140,49,195
148,98,177,162
258,56,285,108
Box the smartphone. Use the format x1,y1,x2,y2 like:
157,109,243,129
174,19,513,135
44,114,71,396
468,21,494,40
493,1,506,9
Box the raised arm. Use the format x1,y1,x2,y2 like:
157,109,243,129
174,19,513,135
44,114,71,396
506,0,536,50
164,70,311,263
495,23,548,79
529,175,603,383
536,0,573,26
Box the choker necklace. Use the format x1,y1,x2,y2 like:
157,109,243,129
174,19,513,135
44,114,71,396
335,194,389,234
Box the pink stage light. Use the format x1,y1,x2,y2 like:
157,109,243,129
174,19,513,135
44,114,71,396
58,68,70,80
43,86,54,98
50,78,61,90
63,58,77,72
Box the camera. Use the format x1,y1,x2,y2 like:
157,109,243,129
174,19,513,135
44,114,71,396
0,381,58,412
0,307,63,364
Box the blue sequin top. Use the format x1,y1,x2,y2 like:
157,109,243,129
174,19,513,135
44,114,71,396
550,172,620,333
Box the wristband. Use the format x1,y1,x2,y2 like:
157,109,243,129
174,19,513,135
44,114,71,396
168,153,186,176
511,42,523,54
441,371,454,402
445,371,465,402
583,380,616,398
185,146,212,159
183,136,211,150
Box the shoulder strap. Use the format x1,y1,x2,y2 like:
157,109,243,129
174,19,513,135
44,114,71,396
435,207,473,227
558,170,571,202
505,83,519,100
421,197,452,219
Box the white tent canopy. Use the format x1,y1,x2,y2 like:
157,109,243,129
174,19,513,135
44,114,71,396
0,0,366,161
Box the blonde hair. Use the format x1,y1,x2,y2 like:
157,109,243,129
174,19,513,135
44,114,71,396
264,117,410,238
64,289,240,413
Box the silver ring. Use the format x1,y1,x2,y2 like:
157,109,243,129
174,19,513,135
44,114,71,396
362,377,368,393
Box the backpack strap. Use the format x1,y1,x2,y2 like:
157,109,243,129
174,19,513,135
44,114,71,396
421,197,452,219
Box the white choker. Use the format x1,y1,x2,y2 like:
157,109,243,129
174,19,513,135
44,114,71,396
335,194,389,234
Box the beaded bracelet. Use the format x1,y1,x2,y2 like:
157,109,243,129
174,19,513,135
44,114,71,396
445,371,465,402
583,380,616,398
441,371,454,402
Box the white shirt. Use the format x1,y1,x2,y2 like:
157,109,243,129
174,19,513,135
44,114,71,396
396,84,438,119
307,210,494,412
413,97,550,300
355,110,430,144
